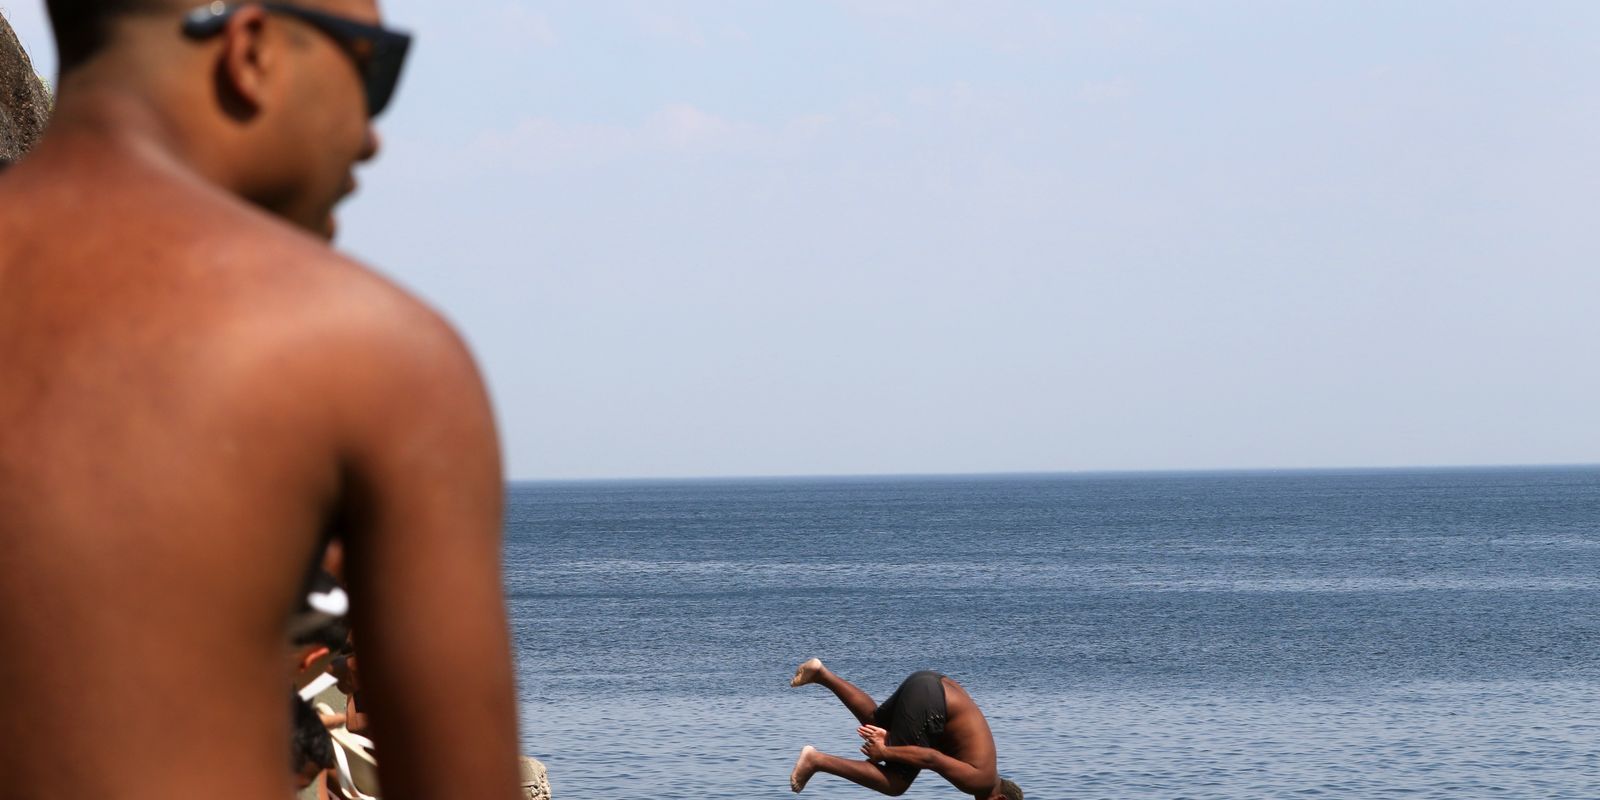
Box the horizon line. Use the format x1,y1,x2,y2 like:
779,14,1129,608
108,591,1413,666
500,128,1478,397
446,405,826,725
507,461,1600,486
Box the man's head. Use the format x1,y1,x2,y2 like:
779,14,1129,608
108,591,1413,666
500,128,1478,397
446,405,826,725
45,0,410,238
290,696,334,789
998,778,1023,800
290,614,349,676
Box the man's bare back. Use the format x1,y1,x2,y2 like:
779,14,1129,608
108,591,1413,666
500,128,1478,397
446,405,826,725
938,677,1001,783
0,2,521,798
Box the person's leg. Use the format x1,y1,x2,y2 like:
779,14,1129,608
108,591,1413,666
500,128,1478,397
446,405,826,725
790,746,915,796
791,658,878,725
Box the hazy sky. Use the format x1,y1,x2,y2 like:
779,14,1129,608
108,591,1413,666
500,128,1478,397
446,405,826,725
6,2,1600,479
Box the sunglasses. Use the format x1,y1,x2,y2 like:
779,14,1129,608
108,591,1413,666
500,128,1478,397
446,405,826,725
182,2,412,118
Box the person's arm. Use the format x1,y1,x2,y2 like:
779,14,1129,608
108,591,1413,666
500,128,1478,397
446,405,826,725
331,297,520,800
343,693,369,734
885,746,995,794
860,726,997,795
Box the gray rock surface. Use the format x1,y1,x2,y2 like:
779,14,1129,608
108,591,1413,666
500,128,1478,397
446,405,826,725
0,13,50,165
519,756,551,800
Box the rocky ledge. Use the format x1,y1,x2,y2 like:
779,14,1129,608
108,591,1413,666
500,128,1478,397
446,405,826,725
0,13,50,164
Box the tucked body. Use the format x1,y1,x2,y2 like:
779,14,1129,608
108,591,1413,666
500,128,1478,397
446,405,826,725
790,659,1022,800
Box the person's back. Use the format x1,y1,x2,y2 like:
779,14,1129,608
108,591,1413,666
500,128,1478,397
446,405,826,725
937,677,999,792
0,3,522,798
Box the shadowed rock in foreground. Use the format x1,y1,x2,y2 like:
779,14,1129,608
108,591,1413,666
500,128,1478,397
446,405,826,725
0,13,50,164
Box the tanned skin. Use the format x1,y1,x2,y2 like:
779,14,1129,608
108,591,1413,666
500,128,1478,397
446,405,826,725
790,659,1007,800
0,2,520,799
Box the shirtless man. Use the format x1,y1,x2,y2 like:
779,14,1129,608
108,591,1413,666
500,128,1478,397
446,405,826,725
789,659,1023,800
0,3,520,799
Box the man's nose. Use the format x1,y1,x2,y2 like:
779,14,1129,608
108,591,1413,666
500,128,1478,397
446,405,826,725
358,127,381,163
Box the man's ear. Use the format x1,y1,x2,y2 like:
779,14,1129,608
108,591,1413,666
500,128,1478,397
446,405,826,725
215,6,273,119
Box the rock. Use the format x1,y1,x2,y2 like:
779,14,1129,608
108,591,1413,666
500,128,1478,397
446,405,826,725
0,13,50,165
519,755,551,800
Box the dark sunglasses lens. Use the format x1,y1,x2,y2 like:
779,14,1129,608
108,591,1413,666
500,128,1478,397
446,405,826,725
360,37,406,117
362,35,410,118
288,9,413,118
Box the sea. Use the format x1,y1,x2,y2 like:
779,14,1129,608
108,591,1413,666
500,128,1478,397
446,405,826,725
502,467,1600,799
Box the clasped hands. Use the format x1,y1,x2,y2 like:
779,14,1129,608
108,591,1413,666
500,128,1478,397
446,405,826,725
857,724,890,761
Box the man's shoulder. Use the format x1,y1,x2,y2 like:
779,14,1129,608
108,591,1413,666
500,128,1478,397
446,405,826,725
185,225,490,474
6,159,476,397
145,205,482,429
191,209,463,361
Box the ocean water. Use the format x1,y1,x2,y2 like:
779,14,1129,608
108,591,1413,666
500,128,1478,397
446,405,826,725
503,467,1600,799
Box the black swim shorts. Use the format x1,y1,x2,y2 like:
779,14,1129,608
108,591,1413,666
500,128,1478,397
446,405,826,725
872,670,948,779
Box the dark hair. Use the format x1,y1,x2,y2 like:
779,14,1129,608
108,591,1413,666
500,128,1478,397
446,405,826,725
291,696,335,772
999,778,1024,800
292,614,350,651
45,0,174,71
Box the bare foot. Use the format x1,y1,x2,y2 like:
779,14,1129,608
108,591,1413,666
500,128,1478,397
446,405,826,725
790,745,818,792
790,657,824,687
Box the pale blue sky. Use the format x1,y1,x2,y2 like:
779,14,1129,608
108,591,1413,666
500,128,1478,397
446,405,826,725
6,2,1600,479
